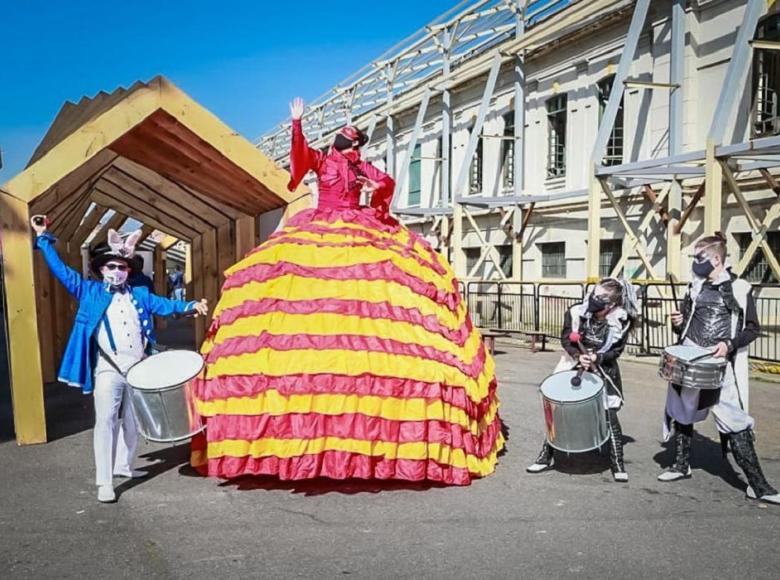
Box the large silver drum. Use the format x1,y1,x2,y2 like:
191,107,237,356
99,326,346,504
658,345,725,390
539,370,609,453
126,350,205,443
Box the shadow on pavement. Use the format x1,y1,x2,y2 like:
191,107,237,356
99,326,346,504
653,432,745,492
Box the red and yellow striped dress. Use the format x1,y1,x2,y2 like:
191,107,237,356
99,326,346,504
190,120,503,485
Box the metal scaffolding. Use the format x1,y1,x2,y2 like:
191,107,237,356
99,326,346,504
259,0,780,284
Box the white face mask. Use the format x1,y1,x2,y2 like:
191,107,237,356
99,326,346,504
101,264,129,286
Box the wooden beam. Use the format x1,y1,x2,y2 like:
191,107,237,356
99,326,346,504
33,253,57,383
66,202,104,247
598,178,659,279
91,212,128,247
0,192,47,444
758,168,780,196
642,185,670,224
102,164,219,230
91,186,196,241
675,181,705,235
721,162,780,282
235,216,256,261
201,229,219,329
216,222,234,289
110,156,241,223
191,236,205,345
25,149,118,211
518,202,535,240
111,130,266,216
153,244,168,330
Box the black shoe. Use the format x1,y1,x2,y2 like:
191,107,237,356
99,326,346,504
729,429,779,500
607,409,627,482
527,440,554,473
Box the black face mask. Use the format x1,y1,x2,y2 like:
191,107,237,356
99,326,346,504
692,255,715,279
587,295,611,313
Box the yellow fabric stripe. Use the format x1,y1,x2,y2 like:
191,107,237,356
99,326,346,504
205,346,495,400
206,434,505,475
195,390,500,436
213,275,467,329
226,241,453,294
206,311,482,362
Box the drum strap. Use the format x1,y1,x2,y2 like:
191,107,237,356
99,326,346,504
96,343,129,417
101,314,118,355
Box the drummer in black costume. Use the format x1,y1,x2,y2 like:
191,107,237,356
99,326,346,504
527,278,638,482
658,233,779,505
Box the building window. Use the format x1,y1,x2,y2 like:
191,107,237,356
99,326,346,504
753,13,780,137
546,94,567,178
465,247,482,276
408,144,422,207
502,112,515,191
735,232,780,283
599,239,623,278
540,242,566,279
469,128,483,194
598,76,624,166
497,245,513,278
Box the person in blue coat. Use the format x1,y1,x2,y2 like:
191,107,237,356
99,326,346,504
31,215,208,503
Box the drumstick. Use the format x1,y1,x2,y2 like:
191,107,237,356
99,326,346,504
568,332,589,387
668,273,680,312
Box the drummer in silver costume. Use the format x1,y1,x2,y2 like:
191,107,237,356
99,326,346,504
659,233,779,505
527,278,638,482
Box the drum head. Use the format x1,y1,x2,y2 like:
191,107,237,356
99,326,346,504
126,350,204,390
540,370,603,403
664,344,720,365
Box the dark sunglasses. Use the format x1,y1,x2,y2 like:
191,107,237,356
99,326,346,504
104,263,128,271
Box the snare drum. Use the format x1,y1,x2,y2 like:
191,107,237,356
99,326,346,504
126,350,205,443
539,371,609,453
658,345,726,390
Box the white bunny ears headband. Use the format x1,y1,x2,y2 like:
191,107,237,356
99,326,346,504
106,229,143,259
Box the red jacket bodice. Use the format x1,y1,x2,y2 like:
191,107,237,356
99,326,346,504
287,120,394,216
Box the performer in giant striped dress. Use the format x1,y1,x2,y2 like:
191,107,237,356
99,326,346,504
190,98,503,485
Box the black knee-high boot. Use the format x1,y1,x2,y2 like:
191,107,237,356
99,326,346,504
607,409,627,481
658,422,692,481
729,429,778,500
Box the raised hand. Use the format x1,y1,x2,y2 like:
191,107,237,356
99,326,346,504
30,214,49,235
289,97,305,121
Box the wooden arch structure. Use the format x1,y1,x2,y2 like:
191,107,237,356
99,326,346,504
0,76,302,444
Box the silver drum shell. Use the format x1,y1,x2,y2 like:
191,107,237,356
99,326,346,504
129,380,204,443
658,351,725,390
540,383,609,454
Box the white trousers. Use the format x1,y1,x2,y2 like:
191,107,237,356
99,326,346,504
93,369,139,486
665,362,754,435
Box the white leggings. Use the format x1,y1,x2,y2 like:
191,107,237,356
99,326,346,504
93,369,139,486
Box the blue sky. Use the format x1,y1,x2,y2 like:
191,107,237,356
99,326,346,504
0,0,457,179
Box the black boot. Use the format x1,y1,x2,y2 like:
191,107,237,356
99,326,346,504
728,429,780,503
607,409,627,482
526,440,554,473
658,422,692,482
